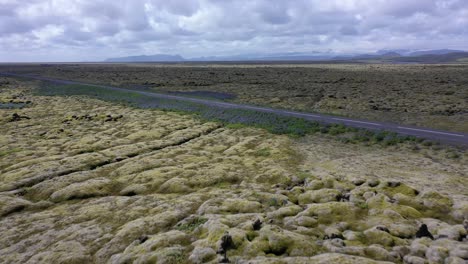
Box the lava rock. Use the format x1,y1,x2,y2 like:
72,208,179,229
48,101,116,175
387,181,401,188
351,179,366,186
376,226,390,233
368,179,380,187
416,224,434,240
253,219,262,231
189,247,216,264
9,113,30,122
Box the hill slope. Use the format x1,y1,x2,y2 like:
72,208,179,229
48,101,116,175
105,54,184,62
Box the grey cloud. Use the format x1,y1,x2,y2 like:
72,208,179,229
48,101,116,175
164,0,200,16
0,3,18,16
81,1,123,19
340,26,358,36
255,1,291,24
0,17,33,35
1,0,468,62
379,0,437,17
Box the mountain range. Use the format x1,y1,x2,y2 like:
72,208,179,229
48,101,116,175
105,54,184,62
105,49,468,63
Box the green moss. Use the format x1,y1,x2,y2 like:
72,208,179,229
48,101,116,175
267,198,280,207
446,151,460,159
254,148,271,157
355,201,369,210
226,123,247,129
367,193,423,219
380,183,419,198
164,250,186,264
304,202,364,227
422,140,433,147
363,229,396,247
0,148,21,157
419,191,454,220
246,231,258,241
298,189,341,204
393,204,423,219
328,124,348,135
296,171,314,181
175,217,208,232
33,81,423,146
213,182,231,189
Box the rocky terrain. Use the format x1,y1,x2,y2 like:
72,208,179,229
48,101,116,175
0,77,467,263
2,63,467,132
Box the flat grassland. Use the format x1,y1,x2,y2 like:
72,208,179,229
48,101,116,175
2,63,467,132
0,75,467,263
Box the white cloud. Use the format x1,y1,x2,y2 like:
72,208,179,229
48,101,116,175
0,0,467,61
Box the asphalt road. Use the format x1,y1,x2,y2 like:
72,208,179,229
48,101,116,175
2,72,467,147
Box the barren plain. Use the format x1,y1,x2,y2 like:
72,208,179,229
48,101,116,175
2,63,467,132
0,65,467,264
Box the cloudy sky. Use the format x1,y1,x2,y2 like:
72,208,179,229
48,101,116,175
1,0,467,62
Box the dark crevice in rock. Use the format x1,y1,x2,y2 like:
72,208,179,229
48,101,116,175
338,193,350,202
1,205,26,217
376,226,390,233
67,193,99,201
123,191,137,197
2,126,221,193
264,246,288,256
324,233,345,240
88,160,112,170
9,113,31,122
415,224,434,240
253,219,262,231
137,235,148,244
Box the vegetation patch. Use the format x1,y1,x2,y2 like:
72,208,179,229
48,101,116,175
175,217,208,232
0,76,466,264
166,90,236,101
0,148,21,158
253,148,271,157
34,82,421,146
7,63,468,132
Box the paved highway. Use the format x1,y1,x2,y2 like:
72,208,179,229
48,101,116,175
2,72,467,146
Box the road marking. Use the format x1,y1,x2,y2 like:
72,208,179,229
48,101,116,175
332,118,382,126
397,127,465,137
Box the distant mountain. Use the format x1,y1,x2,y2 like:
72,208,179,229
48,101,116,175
346,50,468,63
392,52,468,63
188,52,336,61
104,49,468,63
376,49,412,56
351,51,401,60
252,55,334,61
408,49,465,56
104,52,338,62
105,54,184,62
351,54,381,59
380,52,402,57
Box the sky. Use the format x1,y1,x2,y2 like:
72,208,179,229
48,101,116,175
0,0,467,62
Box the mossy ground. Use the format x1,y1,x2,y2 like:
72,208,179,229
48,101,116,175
0,77,467,263
2,63,467,132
